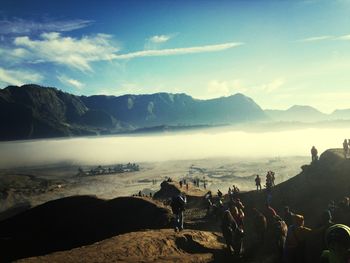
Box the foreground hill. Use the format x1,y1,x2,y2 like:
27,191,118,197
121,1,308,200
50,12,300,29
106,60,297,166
0,84,266,141
1,149,350,263
0,195,171,262
18,229,225,263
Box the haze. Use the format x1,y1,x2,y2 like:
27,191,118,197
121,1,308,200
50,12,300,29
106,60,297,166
0,127,348,169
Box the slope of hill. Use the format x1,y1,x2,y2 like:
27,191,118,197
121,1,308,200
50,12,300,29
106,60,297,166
0,149,350,262
17,229,225,263
0,84,267,141
331,108,350,120
0,195,171,262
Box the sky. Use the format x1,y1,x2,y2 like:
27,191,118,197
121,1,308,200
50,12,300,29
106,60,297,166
1,0,350,113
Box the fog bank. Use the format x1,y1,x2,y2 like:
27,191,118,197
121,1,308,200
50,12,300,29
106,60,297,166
0,128,348,169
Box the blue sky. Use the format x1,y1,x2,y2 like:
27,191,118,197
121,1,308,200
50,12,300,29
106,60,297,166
1,0,350,112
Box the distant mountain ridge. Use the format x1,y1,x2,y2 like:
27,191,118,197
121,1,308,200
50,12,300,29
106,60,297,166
0,84,267,141
265,105,350,122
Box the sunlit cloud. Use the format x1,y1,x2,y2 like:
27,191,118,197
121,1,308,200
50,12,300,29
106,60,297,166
206,79,247,98
13,32,119,72
144,34,176,50
257,78,285,93
9,31,242,71
149,34,173,44
297,35,333,42
337,34,350,40
113,42,243,60
57,74,84,89
0,67,43,86
0,18,92,35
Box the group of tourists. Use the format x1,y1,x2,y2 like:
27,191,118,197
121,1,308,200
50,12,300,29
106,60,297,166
255,170,275,191
168,180,349,262
165,143,350,262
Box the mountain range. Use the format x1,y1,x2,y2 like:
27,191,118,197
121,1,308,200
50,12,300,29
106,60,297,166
0,84,266,141
0,84,349,141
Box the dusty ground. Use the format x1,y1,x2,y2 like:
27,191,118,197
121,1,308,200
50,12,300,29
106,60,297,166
0,156,307,216
17,229,226,263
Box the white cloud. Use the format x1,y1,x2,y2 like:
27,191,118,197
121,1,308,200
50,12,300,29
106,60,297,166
113,42,243,60
297,35,333,42
14,32,119,72
297,33,350,42
0,18,92,35
0,67,43,86
337,34,350,40
206,79,247,98
57,75,84,89
257,78,285,93
149,34,172,44
9,31,242,71
144,33,177,50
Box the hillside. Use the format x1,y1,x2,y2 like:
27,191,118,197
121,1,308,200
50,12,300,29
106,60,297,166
17,229,225,263
0,84,267,141
1,151,350,262
0,195,172,262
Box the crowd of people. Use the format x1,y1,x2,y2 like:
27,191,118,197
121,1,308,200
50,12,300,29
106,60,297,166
167,175,349,261
162,143,350,262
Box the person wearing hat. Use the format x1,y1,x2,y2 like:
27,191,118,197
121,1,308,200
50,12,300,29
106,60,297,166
320,224,350,263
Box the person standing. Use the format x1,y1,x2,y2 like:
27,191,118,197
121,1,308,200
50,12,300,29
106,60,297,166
311,146,318,163
343,139,349,159
170,193,187,232
255,174,262,191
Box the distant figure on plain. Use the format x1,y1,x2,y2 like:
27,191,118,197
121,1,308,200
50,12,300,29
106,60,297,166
255,174,262,191
311,146,318,163
343,139,349,158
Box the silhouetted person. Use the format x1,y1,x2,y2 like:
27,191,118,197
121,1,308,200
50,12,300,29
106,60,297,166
217,189,223,199
221,208,238,254
179,180,183,188
343,139,349,159
283,206,295,227
311,146,318,163
255,174,262,191
231,206,244,257
170,193,187,232
284,214,312,263
252,208,267,243
270,171,275,186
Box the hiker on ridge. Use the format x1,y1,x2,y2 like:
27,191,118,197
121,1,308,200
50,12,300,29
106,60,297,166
170,193,187,232
255,174,262,191
343,139,349,159
311,146,319,163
